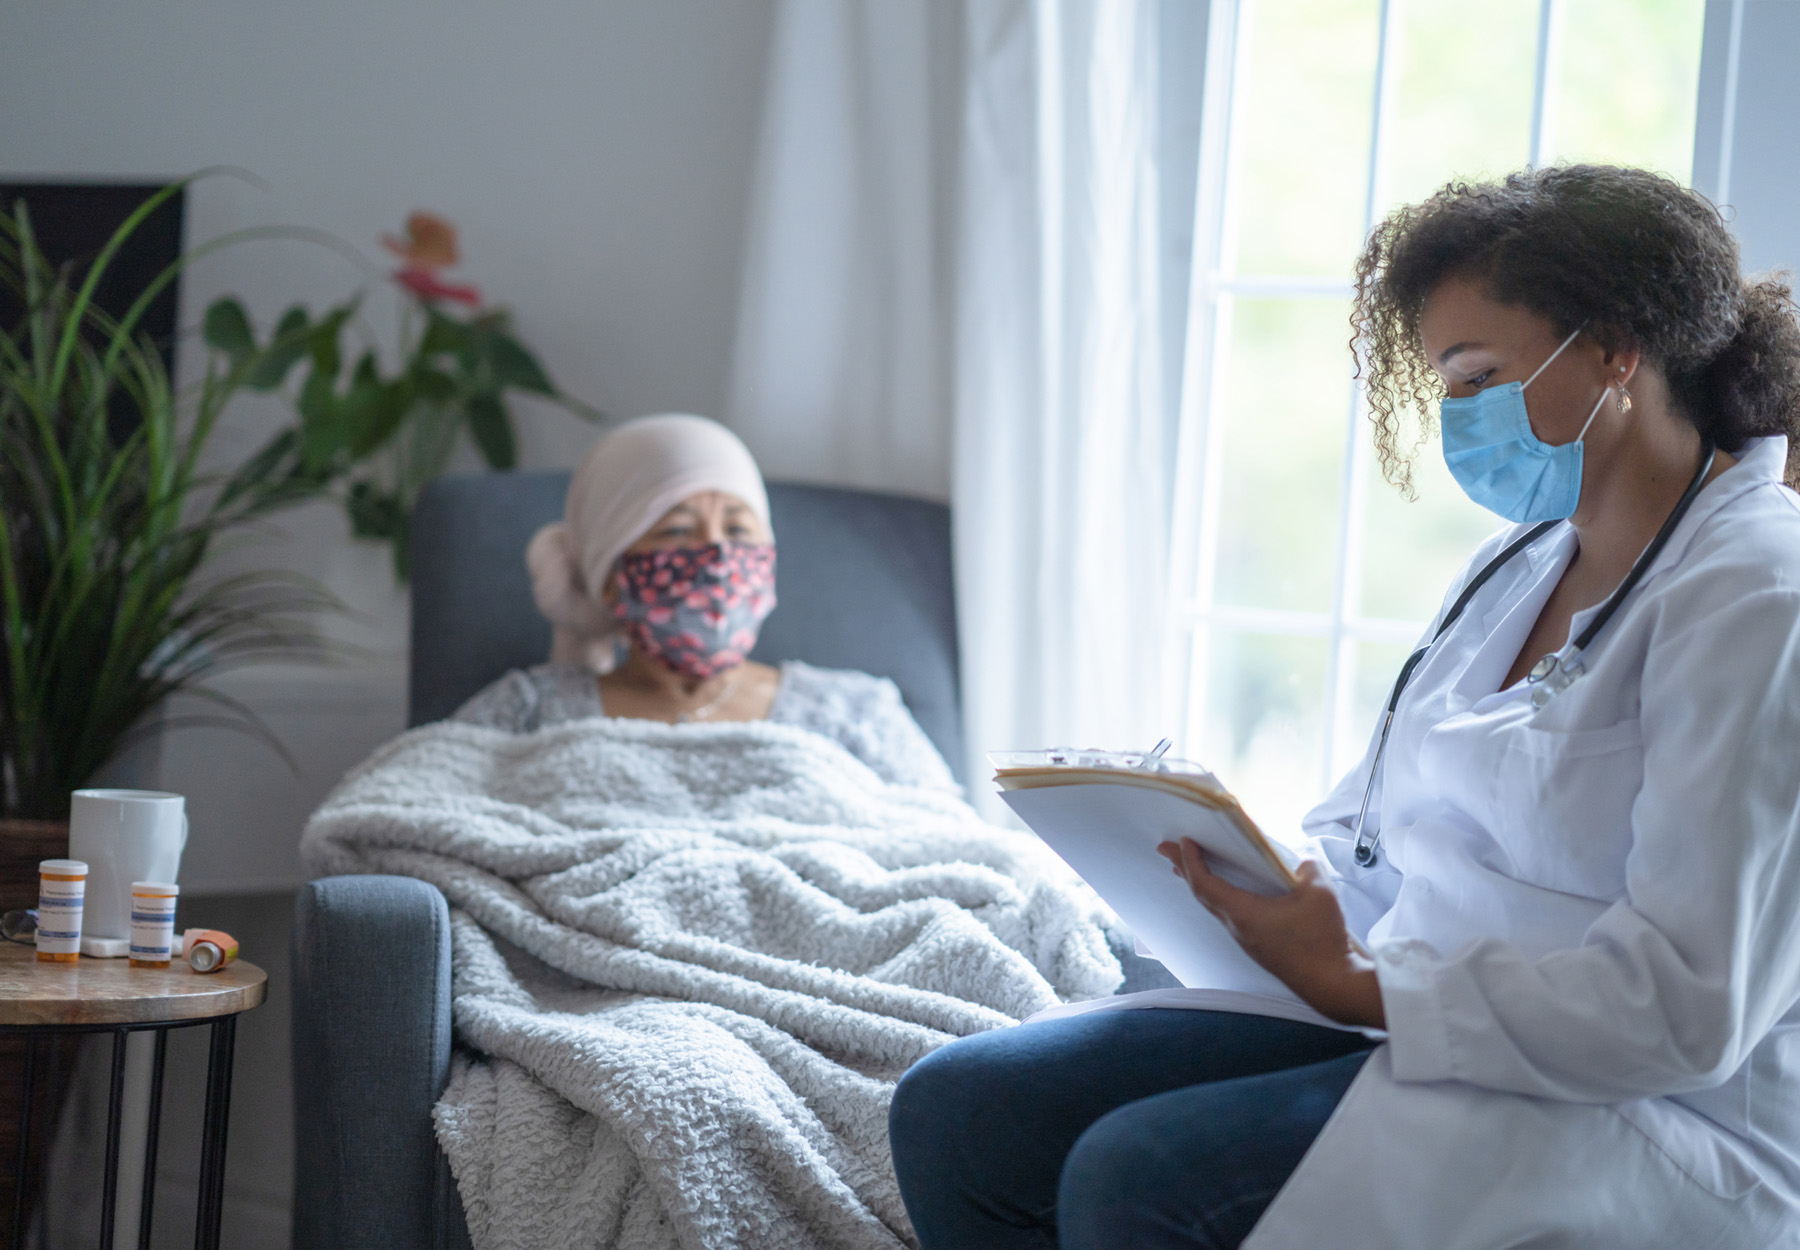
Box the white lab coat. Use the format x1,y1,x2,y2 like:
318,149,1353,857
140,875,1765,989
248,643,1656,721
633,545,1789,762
1244,436,1800,1249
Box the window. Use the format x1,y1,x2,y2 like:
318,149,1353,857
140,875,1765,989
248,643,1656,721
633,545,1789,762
1169,0,1708,840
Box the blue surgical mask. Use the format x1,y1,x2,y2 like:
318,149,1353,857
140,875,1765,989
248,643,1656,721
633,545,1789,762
1440,326,1612,523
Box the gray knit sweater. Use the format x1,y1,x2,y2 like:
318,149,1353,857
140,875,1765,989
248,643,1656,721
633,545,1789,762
451,659,958,790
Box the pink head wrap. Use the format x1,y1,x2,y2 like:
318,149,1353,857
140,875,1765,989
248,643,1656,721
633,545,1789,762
526,414,772,672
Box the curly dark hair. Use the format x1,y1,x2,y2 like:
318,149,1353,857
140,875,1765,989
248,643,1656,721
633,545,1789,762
1350,164,1800,492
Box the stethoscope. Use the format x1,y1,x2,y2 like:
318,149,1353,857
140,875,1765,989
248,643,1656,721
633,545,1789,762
1350,438,1716,868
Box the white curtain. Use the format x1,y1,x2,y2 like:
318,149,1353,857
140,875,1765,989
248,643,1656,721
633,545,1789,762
727,0,959,500
730,0,1176,803
954,0,1172,800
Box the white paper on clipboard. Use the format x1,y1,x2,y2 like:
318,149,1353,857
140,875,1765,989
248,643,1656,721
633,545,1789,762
999,783,1382,1037
999,783,1301,997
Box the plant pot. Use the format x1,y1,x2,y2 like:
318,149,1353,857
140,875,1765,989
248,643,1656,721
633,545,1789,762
0,817,73,1250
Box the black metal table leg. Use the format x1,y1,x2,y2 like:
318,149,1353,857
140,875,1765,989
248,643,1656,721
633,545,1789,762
11,1035,36,1250
136,1030,168,1250
99,1030,128,1250
192,1016,236,1250
0,943,262,1250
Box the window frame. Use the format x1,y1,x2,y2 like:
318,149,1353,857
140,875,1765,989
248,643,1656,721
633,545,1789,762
1166,0,1574,799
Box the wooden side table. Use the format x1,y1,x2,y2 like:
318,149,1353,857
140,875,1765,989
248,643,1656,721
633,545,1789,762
0,942,266,1250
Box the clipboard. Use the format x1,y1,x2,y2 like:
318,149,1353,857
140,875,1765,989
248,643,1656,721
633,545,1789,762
992,748,1308,1001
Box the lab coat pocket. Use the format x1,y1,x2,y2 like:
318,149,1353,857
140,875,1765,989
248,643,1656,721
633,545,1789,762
1613,1098,1764,1201
1489,718,1643,898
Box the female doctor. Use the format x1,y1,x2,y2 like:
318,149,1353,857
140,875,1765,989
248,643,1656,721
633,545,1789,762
888,164,1800,1248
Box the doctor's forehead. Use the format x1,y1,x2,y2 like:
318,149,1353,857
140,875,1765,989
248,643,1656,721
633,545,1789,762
1418,276,1555,368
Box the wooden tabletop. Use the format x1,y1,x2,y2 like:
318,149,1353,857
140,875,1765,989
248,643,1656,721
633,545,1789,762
0,941,266,1028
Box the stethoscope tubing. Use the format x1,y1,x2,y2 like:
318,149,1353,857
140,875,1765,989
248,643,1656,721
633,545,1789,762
1350,440,1717,868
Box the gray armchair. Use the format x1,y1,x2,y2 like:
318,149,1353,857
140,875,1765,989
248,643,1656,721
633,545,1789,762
291,472,1170,1249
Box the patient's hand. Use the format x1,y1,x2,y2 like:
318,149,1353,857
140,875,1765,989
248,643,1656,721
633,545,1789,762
1155,839,1385,1030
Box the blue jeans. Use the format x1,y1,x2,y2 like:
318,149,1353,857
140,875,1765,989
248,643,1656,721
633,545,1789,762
888,1009,1374,1250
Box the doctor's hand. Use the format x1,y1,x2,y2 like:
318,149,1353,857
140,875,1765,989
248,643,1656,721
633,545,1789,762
1155,839,1386,1030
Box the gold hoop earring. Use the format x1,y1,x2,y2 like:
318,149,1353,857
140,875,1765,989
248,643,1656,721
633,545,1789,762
1616,385,1633,415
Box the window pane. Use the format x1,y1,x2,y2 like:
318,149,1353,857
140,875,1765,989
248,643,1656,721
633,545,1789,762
1231,0,1380,277
1177,0,1708,847
1212,298,1354,613
1357,419,1498,623
1189,629,1330,845
1550,0,1706,176
1335,638,1419,780
1378,0,1539,214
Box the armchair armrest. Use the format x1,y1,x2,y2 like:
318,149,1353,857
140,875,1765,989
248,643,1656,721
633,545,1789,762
292,875,460,1250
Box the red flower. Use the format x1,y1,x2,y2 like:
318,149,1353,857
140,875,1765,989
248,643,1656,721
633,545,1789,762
393,265,482,306
383,212,482,305
382,212,460,269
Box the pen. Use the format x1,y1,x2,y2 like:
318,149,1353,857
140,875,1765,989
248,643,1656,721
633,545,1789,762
1138,738,1172,770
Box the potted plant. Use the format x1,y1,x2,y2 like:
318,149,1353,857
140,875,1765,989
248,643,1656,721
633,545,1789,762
0,181,305,1232
1,181,590,1231
1,186,590,834
203,210,600,579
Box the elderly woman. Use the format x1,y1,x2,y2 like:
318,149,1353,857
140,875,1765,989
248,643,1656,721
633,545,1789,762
891,166,1800,1248
452,413,957,791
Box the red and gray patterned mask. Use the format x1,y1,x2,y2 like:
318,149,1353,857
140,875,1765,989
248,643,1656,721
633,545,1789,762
610,543,777,678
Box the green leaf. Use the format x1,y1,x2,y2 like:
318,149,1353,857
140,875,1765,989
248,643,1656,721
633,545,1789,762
464,392,516,468
409,365,457,403
202,298,255,365
344,358,412,458
274,306,308,338
308,306,350,379
47,178,188,400
296,370,343,474
345,480,413,582
419,309,479,368
488,332,555,395
216,428,301,511
242,306,312,390
346,479,406,540
340,354,387,455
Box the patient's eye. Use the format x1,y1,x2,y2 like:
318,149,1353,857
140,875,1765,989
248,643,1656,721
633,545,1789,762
651,508,702,541
722,508,760,541
1466,369,1495,389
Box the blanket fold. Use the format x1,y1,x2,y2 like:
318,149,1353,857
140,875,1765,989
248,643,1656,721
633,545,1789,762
302,717,1121,1250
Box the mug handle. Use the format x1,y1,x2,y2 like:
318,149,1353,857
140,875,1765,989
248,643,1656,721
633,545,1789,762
179,813,190,854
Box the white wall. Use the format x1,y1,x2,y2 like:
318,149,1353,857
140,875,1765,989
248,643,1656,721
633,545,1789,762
0,0,776,893
1694,0,1800,275
4,6,777,1244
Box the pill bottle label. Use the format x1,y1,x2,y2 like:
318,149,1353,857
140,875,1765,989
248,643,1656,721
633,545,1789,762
128,884,179,969
37,864,87,963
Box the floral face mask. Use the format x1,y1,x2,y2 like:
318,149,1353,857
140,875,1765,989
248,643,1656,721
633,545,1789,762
610,543,777,679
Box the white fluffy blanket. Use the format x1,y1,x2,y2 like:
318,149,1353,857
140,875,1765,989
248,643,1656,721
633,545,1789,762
301,717,1121,1250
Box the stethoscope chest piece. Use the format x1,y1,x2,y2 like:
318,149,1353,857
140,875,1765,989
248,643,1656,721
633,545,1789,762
1526,651,1585,708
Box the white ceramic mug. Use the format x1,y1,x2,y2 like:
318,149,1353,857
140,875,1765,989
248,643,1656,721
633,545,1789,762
68,790,188,941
